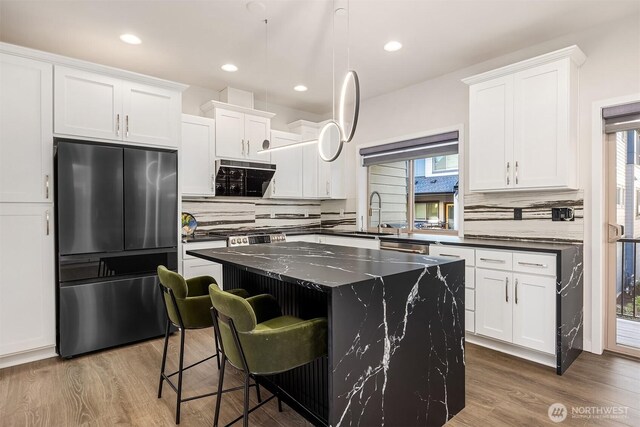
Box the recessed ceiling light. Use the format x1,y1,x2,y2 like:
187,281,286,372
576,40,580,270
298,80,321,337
384,41,402,52
334,7,347,16
221,64,238,72
246,1,266,15
294,85,308,92
120,34,141,45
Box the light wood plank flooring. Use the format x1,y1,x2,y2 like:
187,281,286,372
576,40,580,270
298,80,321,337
1,329,639,426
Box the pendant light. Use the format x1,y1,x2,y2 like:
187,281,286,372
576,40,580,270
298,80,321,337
259,0,360,161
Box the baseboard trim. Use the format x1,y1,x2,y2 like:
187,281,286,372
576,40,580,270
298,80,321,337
466,334,556,369
0,346,57,369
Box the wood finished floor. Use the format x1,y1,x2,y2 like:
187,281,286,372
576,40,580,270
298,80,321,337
1,329,639,426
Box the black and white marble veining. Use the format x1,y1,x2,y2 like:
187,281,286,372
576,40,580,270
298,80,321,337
556,245,584,374
188,243,466,426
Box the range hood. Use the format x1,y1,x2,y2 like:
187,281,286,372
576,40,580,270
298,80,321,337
214,159,276,197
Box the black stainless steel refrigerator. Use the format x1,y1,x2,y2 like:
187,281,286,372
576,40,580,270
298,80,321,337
55,139,178,358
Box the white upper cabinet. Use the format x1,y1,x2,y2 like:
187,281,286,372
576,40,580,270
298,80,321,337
513,60,571,188
181,115,216,196
54,66,181,147
214,108,245,159
54,66,121,141
245,115,270,162
468,76,514,191
122,81,180,147
203,101,274,163
464,46,585,192
267,130,302,198
0,54,53,203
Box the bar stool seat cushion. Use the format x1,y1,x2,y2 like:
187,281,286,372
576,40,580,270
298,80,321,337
209,284,328,376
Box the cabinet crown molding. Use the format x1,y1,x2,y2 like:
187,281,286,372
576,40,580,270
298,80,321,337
461,45,586,86
0,42,188,92
200,100,276,119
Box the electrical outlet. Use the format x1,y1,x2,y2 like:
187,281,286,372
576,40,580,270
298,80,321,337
514,208,523,220
270,212,276,219
304,210,309,218
340,208,345,218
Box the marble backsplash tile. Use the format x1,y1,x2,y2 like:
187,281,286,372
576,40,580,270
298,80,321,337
463,190,584,243
182,197,321,234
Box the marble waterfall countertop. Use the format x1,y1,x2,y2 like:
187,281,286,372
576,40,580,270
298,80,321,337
187,241,458,291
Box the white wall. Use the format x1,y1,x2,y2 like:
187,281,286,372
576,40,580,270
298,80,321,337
181,85,324,130
343,13,640,352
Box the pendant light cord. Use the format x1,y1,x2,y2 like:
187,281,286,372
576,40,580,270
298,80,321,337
264,17,269,111
332,0,335,120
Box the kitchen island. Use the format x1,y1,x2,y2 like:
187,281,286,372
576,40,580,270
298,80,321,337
187,242,465,426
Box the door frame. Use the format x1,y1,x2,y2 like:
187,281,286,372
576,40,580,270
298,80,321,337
590,93,640,355
605,132,640,357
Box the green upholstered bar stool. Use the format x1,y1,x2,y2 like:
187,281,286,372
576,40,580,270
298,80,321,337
156,266,257,424
209,283,328,427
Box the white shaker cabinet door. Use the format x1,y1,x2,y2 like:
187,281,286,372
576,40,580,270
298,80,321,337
513,60,570,189
468,75,514,191
512,273,556,354
181,115,216,195
214,108,244,160
122,81,180,147
244,114,271,163
268,131,302,198
0,54,53,203
0,204,55,356
54,65,122,140
475,268,513,343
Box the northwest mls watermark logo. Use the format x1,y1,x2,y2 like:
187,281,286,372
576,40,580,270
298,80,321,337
548,403,567,423
548,403,629,422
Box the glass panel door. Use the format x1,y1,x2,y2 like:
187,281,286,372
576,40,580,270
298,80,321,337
606,129,640,357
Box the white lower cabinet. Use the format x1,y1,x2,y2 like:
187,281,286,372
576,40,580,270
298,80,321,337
317,235,380,250
0,204,55,357
475,268,513,342
182,259,223,287
182,241,226,286
512,273,556,354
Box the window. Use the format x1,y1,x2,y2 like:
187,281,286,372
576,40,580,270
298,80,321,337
432,154,458,172
637,190,640,217
366,153,459,233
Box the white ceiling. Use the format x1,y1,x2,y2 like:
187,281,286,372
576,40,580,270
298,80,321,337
1,0,637,113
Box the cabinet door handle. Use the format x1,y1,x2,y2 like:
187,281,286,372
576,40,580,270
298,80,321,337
515,161,519,185
45,175,50,199
515,278,518,304
211,174,215,192
116,114,120,136
506,162,510,185
479,257,505,264
46,210,50,236
247,140,250,155
241,139,245,156
505,276,509,303
517,261,547,268
326,181,330,195
125,115,129,137
439,253,460,258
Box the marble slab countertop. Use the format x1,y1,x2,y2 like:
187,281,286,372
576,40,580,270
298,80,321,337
187,242,461,291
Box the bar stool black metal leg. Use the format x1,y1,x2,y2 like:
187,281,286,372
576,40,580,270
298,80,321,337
213,356,226,427
158,319,170,398
242,374,250,427
255,380,262,403
277,395,283,412
176,327,186,424
213,328,221,370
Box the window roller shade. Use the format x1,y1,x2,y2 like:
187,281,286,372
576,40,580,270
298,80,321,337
359,131,459,166
604,102,640,134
